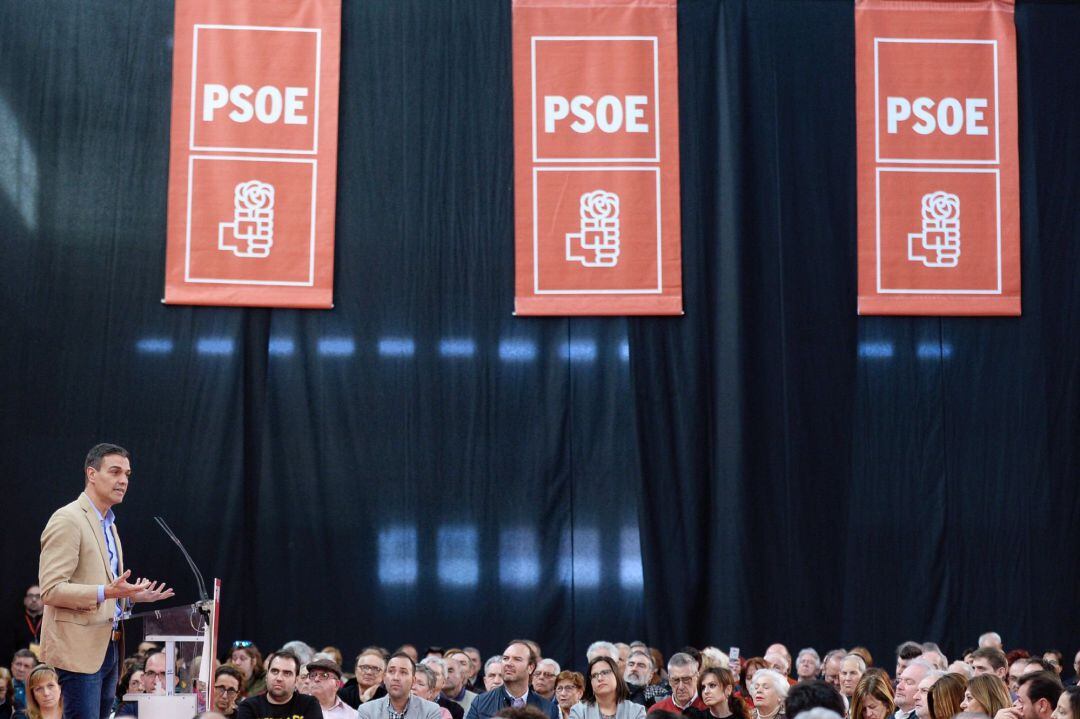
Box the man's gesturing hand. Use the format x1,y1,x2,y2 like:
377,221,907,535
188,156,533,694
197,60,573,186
103,570,152,600
131,580,175,604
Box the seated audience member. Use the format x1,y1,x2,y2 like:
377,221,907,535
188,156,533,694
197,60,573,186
1010,661,1033,698
571,656,646,719
784,681,846,719
465,641,558,719
24,665,62,719
839,657,868,704
143,650,179,695
10,650,36,715
415,665,454,719
421,656,464,719
651,653,706,714
768,649,793,675
850,673,895,719
742,660,770,704
950,664,975,680
307,657,356,719
971,651,1009,683
323,648,345,669
397,646,420,664
444,650,479,712
1,666,16,717
702,649,732,673
796,651,822,683
589,644,622,666
650,650,667,687
235,650,321,719
1028,662,1059,676
230,642,267,698
978,636,1003,652
686,667,749,719
962,651,978,667
112,665,146,717
852,652,874,670
1053,686,1079,719
340,648,389,709
962,675,1010,718
995,671,1063,719
282,642,317,667
360,653,442,719
822,653,847,694
213,664,245,718
914,673,947,719
927,674,967,719
532,661,560,704
897,645,927,682
896,662,936,719
765,655,793,685
749,670,789,719
920,648,948,673
1042,655,1064,678
626,650,669,708
463,649,484,693
484,658,506,692
616,646,633,676
554,672,585,719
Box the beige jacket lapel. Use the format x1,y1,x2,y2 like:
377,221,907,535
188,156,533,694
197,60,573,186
78,493,117,581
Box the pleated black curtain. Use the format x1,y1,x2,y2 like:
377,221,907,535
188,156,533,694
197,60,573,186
1,0,1077,670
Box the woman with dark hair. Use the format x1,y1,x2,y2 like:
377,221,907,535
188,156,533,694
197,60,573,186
927,673,966,719
571,657,646,719
687,667,749,719
850,673,895,719
961,674,1010,717
1053,686,1079,719
228,641,266,697
741,659,769,706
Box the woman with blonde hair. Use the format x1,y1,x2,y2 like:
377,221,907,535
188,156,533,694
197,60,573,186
961,674,1011,717
927,673,967,719
850,672,895,719
25,664,63,719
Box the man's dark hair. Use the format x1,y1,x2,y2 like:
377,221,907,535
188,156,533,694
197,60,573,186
496,708,548,719
971,648,1007,671
897,642,924,660
1017,671,1063,708
216,663,245,685
506,639,538,670
389,651,416,673
266,649,302,675
13,648,36,663
85,443,130,471
677,646,703,667
1025,659,1057,674
785,680,847,719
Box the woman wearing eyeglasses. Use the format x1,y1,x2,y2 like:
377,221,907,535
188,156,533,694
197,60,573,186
213,664,245,717
571,657,646,719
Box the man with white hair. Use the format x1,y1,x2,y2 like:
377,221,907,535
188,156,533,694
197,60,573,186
531,659,560,702
920,644,947,671
894,660,933,719
978,633,1003,651
796,650,821,683
766,651,792,680
821,651,846,691
482,657,504,691
649,653,705,714
615,644,632,675
587,642,620,664
913,671,947,719
421,657,465,719
838,655,866,702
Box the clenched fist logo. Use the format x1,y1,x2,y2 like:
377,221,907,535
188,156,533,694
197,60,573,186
566,190,621,268
218,180,275,258
908,190,961,268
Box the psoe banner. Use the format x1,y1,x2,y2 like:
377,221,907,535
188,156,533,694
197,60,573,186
856,0,1020,316
164,0,340,308
513,0,682,316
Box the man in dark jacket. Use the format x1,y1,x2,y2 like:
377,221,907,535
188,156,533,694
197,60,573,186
464,642,558,719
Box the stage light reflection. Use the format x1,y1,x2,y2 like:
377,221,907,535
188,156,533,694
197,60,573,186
917,341,953,360
499,528,539,588
378,336,415,358
196,337,234,356
559,528,600,588
378,526,418,586
268,337,295,356
620,526,644,588
499,339,537,362
135,338,174,355
318,337,355,357
560,339,597,362
439,338,476,358
437,525,479,587
0,94,38,231
858,341,894,359
619,339,630,362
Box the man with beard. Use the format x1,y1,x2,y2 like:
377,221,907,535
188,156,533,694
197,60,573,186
625,651,668,708
359,653,442,719
994,672,1063,719
465,641,558,719
15,585,44,653
236,651,322,719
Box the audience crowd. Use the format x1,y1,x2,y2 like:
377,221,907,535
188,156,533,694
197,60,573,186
7,585,1080,719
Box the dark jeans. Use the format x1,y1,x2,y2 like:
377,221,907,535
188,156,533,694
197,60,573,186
57,640,118,719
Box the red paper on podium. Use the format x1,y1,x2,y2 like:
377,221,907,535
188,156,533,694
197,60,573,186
855,0,1020,316
513,0,682,316
164,0,340,308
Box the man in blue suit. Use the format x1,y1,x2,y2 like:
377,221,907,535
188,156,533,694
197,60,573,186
464,641,558,719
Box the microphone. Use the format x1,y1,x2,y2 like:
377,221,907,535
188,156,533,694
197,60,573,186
154,516,209,602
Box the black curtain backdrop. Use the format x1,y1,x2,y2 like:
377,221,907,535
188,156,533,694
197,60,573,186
1,0,1077,670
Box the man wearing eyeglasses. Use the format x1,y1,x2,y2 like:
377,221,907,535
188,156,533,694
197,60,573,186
213,665,245,717
308,658,356,719
340,649,388,709
647,654,705,715
531,660,560,702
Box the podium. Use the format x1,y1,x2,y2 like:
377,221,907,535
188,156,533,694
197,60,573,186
122,579,220,719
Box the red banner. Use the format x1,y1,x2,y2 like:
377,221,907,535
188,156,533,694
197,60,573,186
164,0,340,308
856,0,1020,316
513,0,682,316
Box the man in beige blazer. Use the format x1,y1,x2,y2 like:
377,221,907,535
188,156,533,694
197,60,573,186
38,443,174,719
